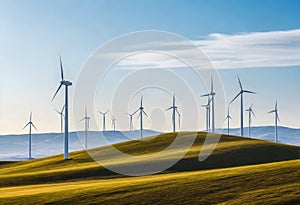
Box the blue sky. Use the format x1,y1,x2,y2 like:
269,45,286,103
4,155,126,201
0,0,300,134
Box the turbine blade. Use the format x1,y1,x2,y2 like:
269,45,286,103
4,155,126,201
23,122,30,129
175,108,180,116
30,112,32,122
143,110,148,117
59,55,64,81
277,112,280,122
32,123,38,131
243,90,256,94
211,76,213,93
237,76,243,90
200,94,210,97
140,95,143,107
132,109,139,116
55,109,61,114
52,84,62,101
230,92,241,104
61,105,65,113
251,110,256,118
165,107,172,111
105,110,109,114
268,110,276,114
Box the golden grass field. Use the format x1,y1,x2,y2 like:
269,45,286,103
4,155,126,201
0,132,300,204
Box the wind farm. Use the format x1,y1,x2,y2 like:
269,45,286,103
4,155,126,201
1,1,300,204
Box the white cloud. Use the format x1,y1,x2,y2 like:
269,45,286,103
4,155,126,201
114,29,300,69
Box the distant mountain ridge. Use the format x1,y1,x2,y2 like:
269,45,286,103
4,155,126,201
0,126,299,161
0,130,161,161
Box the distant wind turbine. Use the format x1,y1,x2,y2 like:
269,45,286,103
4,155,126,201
224,107,232,135
55,105,65,133
201,97,212,132
230,76,256,136
23,112,38,160
128,113,134,131
99,110,109,131
268,101,280,143
165,94,180,132
201,77,215,132
133,96,148,138
245,104,256,138
111,117,117,131
178,112,181,131
81,108,90,149
52,55,72,160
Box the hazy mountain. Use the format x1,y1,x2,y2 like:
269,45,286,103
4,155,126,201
0,126,299,161
216,126,300,146
0,130,161,161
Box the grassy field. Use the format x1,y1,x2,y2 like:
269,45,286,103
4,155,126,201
0,132,300,204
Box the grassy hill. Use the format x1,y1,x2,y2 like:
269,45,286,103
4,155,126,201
0,132,300,204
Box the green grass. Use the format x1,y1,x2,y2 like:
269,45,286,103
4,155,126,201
0,132,300,204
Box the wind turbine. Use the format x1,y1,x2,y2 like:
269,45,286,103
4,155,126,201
81,108,90,149
52,55,72,160
268,101,280,143
111,117,117,131
224,107,232,135
178,112,181,131
23,112,38,159
99,110,109,131
201,77,215,132
55,105,65,133
201,97,212,132
230,76,256,136
165,94,180,132
245,104,256,138
133,96,148,138
128,112,134,131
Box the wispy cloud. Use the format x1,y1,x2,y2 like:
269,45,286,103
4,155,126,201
115,29,300,69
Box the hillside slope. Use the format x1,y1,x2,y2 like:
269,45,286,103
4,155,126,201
0,132,300,204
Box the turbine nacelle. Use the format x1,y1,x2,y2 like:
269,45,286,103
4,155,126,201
60,80,72,86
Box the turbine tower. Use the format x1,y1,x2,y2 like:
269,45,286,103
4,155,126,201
99,110,109,131
128,113,134,131
178,112,181,131
23,112,38,159
55,105,65,133
165,94,180,132
201,77,215,132
111,117,117,131
52,55,72,160
245,104,256,138
133,96,148,138
224,107,232,135
201,97,211,132
268,101,280,143
230,76,256,136
81,108,90,149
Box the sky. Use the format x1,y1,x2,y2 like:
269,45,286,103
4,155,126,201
0,0,300,134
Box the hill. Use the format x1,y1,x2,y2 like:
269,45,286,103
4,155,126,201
0,132,300,204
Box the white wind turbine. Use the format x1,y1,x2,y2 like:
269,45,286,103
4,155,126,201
230,76,256,136
133,96,148,138
99,110,109,131
165,94,180,132
268,101,280,143
81,108,90,150
201,97,212,132
245,104,256,138
128,112,134,131
224,107,232,135
23,112,38,159
111,117,117,131
52,55,72,160
55,105,65,133
201,77,215,132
